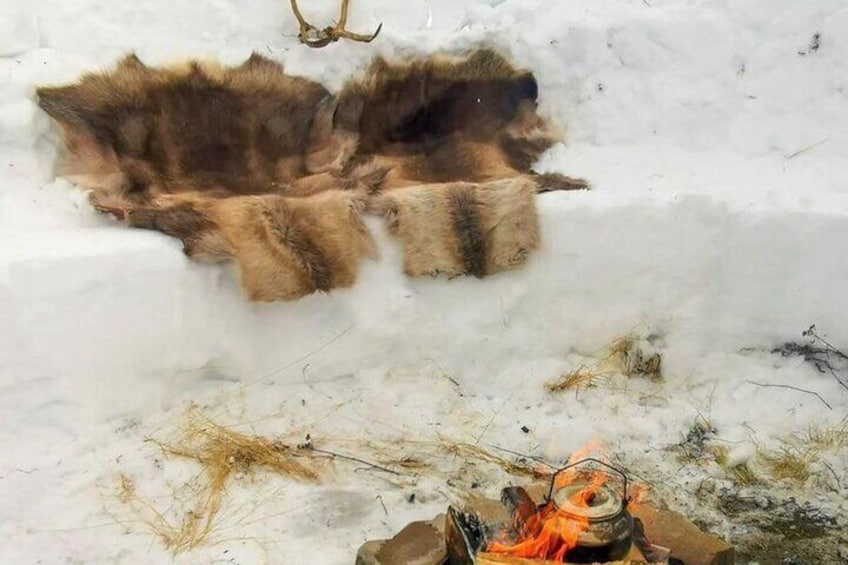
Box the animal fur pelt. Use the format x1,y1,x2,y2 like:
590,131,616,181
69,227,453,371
35,48,587,301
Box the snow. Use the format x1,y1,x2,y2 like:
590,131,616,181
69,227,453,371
2,0,848,563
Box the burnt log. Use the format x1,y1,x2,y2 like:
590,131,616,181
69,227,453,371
447,506,488,565
500,487,540,532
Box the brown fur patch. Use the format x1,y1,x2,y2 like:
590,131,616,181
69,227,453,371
476,178,541,272
330,47,566,195
371,177,540,279
37,48,584,301
37,53,330,203
370,183,467,278
337,49,538,151
532,172,590,192
448,185,487,278
118,191,374,301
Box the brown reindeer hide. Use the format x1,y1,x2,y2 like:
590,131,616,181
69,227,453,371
369,178,540,278
36,48,587,302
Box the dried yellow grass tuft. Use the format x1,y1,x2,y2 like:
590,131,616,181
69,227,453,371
608,336,663,379
758,424,847,484
712,445,760,486
118,409,556,554
545,365,606,393
118,407,322,553
761,446,815,483
546,334,662,393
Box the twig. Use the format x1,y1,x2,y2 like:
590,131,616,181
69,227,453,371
306,447,402,476
427,358,461,389
234,324,355,391
375,494,388,515
785,138,828,160
823,364,848,394
806,326,848,361
487,444,557,470
474,392,513,445
821,461,842,489
746,380,832,410
796,326,848,393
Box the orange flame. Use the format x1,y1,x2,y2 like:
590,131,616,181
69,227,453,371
488,501,591,561
629,482,650,505
486,441,619,562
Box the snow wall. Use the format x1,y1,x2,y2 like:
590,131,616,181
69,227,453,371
3,0,848,431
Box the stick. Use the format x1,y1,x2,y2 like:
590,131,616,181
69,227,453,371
807,329,848,392
822,364,848,393
376,494,388,515
475,392,513,445
806,327,848,360
746,380,832,410
785,139,828,160
306,447,402,476
234,324,355,391
487,445,556,470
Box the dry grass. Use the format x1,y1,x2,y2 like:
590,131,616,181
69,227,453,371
117,472,136,504
545,365,606,393
730,463,760,487
671,420,760,485
761,446,815,483
367,437,552,479
119,407,323,553
119,410,554,553
608,336,663,379
546,334,662,393
441,441,551,479
758,424,847,484
804,425,848,450
671,420,715,464
154,409,321,483
676,422,847,486
712,445,759,486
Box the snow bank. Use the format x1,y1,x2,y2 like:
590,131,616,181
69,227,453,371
4,193,848,427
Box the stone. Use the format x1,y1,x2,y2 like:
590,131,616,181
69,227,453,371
462,493,510,526
355,514,447,565
356,540,387,565
356,515,446,565
630,504,734,565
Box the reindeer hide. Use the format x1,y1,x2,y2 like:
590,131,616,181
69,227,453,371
35,48,586,301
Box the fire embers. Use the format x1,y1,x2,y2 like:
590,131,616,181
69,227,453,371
487,458,633,563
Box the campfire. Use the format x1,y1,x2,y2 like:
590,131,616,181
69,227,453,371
444,446,659,565
357,443,735,565
483,457,633,562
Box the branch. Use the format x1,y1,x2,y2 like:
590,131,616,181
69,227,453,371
487,444,557,470
304,446,402,476
746,380,832,410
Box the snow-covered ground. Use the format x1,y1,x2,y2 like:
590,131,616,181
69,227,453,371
3,0,848,563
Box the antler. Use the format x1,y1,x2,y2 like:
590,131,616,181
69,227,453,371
289,0,382,48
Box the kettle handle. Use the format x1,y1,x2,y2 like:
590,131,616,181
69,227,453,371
546,457,629,505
